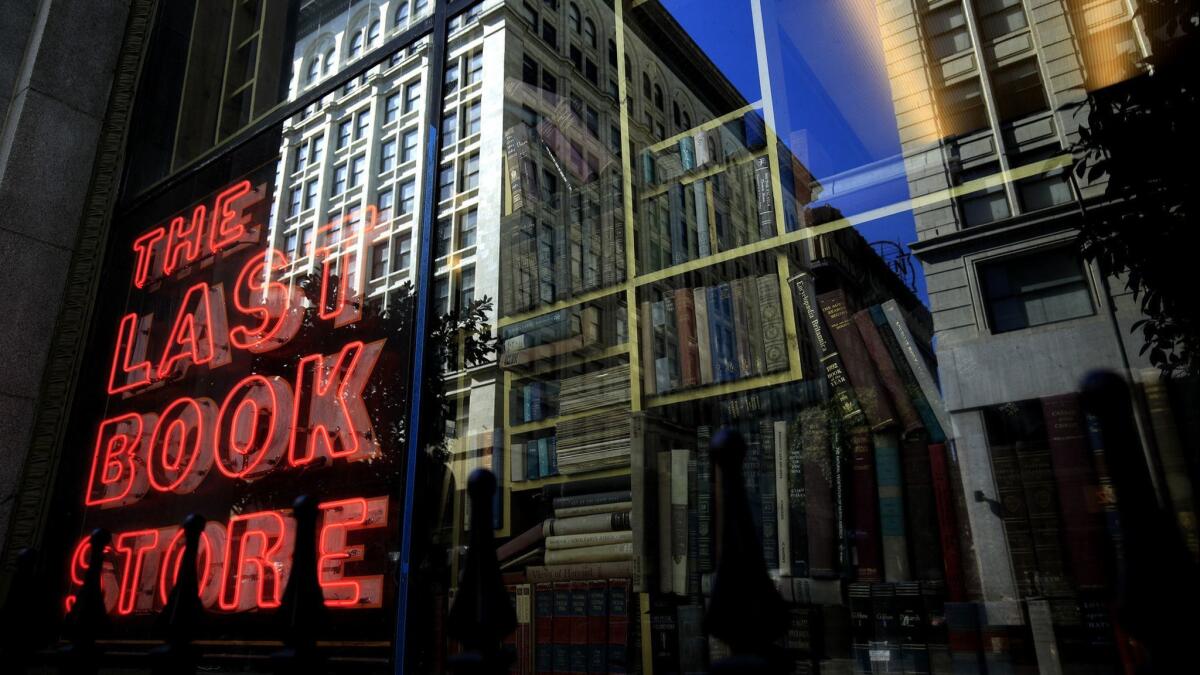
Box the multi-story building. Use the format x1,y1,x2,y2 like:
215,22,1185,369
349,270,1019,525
875,0,1154,600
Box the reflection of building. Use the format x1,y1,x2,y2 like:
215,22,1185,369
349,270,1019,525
876,0,1152,601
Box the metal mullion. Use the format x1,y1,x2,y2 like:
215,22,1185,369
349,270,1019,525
392,0,463,672
119,0,476,216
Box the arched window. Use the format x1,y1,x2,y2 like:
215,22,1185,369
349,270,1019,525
349,30,365,58
368,19,381,45
583,18,596,48
395,2,410,27
414,0,429,17
673,101,681,127
653,84,663,110
307,57,321,83
608,39,617,67
323,46,336,74
568,3,581,33
642,72,651,98
682,110,691,129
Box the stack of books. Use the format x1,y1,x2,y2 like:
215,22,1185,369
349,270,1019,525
513,380,559,425
557,363,631,416
555,409,633,475
639,273,789,396
512,435,558,483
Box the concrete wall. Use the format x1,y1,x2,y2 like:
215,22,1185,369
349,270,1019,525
0,0,130,546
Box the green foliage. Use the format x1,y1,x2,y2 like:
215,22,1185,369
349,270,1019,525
1071,0,1200,375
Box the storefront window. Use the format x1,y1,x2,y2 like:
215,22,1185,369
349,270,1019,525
10,1,1199,673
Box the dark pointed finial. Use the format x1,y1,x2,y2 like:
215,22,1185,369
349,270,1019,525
704,427,787,673
63,528,111,674
273,495,327,673
0,547,40,669
152,513,206,674
447,468,517,674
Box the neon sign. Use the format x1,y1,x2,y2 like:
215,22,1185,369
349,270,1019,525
72,178,398,617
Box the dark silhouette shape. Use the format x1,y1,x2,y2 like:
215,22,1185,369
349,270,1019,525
446,468,517,674
273,495,327,674
151,513,206,674
705,427,788,674
1080,370,1199,672
62,528,111,674
0,547,39,672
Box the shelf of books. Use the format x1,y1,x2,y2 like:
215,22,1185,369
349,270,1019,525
492,11,988,674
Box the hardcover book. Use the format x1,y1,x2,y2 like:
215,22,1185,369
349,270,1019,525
800,407,835,578
818,289,896,431
849,428,883,582
853,309,923,437
790,273,866,427
874,431,912,582
757,274,788,373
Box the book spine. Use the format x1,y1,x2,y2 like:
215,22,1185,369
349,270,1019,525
744,428,765,555
670,449,690,595
850,428,883,582
538,437,551,479
649,599,680,675
630,414,650,593
676,604,707,675
872,582,901,672
693,288,714,386
715,283,738,382
546,512,632,537
870,304,945,444
757,274,788,374
753,155,775,239
693,130,710,167
553,502,633,518
1013,436,1073,600
535,582,555,674
789,273,866,427
881,300,949,437
895,582,928,675
1082,412,1125,587
657,451,673,594
818,289,897,431
944,602,984,675
640,301,656,397
518,584,533,675
901,434,944,583
853,309,923,436
607,579,630,673
687,450,700,596
663,294,681,391
744,276,765,376
586,581,607,674
694,182,710,258
553,491,634,510
730,279,754,377
570,583,589,675
1040,393,1106,588
546,531,634,549
696,426,714,576
1141,371,1199,557
553,582,572,674
527,442,540,481
848,582,874,674
830,416,852,576
759,419,780,571
675,289,700,388
525,561,634,584
504,583,519,673
669,185,686,266
679,136,696,171
874,432,911,583
512,442,526,484
774,420,794,576
799,408,835,578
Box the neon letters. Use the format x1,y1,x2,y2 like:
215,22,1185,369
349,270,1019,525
65,498,389,615
76,180,395,619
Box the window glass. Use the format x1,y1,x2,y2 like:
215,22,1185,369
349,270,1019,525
980,247,1096,332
